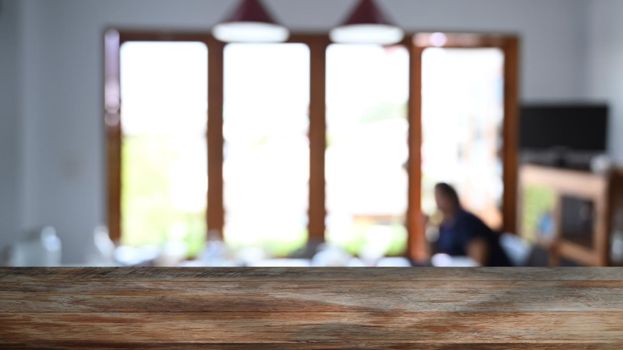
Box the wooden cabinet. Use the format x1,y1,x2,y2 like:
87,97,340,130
519,165,623,266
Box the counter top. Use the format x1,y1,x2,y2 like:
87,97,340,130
1,267,622,349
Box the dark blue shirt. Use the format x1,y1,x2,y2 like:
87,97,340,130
436,209,511,266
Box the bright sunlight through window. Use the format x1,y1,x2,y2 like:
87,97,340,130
421,48,504,230
120,41,208,256
223,44,310,257
325,44,410,257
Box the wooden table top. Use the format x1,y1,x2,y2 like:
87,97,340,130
1,267,622,349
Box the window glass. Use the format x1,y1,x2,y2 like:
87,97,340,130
223,43,310,256
421,48,505,229
120,41,208,256
325,44,410,256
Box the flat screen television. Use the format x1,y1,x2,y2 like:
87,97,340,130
520,104,608,152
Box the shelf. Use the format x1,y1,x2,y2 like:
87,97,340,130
520,165,608,200
519,164,617,266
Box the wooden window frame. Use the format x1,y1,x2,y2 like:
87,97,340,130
104,30,519,262
408,33,520,261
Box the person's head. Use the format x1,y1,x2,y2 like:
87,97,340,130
434,182,461,215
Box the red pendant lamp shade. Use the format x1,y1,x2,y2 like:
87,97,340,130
331,0,404,45
226,0,275,24
212,0,289,43
344,0,392,26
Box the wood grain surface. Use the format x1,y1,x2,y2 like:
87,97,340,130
1,268,622,349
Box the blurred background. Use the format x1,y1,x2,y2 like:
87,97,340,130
1,0,622,267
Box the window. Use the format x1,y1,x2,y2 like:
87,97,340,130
420,47,505,230
223,43,310,256
106,31,519,262
325,44,409,256
119,41,208,256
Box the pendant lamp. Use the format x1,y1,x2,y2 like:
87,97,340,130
330,0,404,45
212,0,289,43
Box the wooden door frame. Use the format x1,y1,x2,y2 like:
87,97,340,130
104,30,224,243
407,32,520,261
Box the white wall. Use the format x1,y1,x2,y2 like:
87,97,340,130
7,0,592,262
588,0,623,164
0,0,22,253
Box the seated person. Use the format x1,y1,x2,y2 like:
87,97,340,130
432,182,511,266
